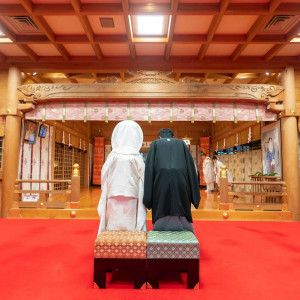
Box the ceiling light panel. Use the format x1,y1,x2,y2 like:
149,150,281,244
131,15,170,40
137,15,164,35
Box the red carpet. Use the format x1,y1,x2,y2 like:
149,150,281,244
1,219,300,300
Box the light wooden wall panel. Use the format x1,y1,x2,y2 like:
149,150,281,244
90,120,212,146
212,123,261,151
0,71,8,108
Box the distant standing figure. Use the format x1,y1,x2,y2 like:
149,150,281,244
200,152,215,192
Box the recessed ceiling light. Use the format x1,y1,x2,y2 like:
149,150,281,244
290,37,300,43
0,37,12,43
137,15,164,35
265,72,270,75
33,72,37,75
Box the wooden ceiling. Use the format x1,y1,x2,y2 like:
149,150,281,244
0,0,299,84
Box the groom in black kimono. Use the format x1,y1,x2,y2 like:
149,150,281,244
143,128,200,232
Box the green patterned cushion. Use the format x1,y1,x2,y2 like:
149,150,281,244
147,231,200,259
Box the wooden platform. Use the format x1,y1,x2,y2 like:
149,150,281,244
8,187,293,221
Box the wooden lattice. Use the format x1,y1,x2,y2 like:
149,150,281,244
54,143,86,189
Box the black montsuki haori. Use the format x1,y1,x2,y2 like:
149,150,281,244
143,137,200,224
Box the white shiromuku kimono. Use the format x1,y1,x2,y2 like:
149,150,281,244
97,120,147,235
203,157,215,191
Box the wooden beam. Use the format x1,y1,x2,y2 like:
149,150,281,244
269,0,282,12
54,44,70,61
24,73,39,83
10,56,300,73
223,73,239,84
198,44,209,61
264,44,286,62
0,50,6,62
122,0,136,60
175,72,181,81
0,19,16,41
25,73,53,83
71,0,103,59
164,0,178,60
64,73,78,83
0,19,38,61
19,0,70,61
35,74,53,83
20,0,32,12
248,73,266,84
198,0,230,60
285,21,300,42
231,0,282,61
212,121,257,142
17,82,284,104
120,72,125,81
231,44,247,62
199,73,209,83
12,33,289,45
264,73,280,84
263,20,300,62
247,16,270,42
17,45,38,61
1,2,299,16
31,16,55,41
91,72,101,83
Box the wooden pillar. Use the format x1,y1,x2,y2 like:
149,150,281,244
280,66,300,221
1,66,22,218
71,163,80,204
219,165,230,210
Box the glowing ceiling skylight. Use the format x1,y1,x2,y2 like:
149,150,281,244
0,29,12,43
137,15,164,36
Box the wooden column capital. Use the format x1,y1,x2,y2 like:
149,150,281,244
277,109,300,119
0,107,23,117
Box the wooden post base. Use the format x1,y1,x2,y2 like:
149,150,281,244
94,258,146,289
147,259,199,289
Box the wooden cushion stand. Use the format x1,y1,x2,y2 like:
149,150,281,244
146,231,200,289
94,231,147,289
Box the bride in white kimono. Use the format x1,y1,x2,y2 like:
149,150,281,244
201,154,215,192
97,120,147,235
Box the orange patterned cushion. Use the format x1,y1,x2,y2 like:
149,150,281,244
94,231,147,259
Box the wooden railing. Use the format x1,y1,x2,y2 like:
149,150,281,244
14,179,71,209
219,166,288,211
14,164,80,209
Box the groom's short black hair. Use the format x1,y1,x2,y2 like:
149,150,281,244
158,128,174,138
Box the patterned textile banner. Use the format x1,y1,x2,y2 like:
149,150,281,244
92,137,105,186
25,102,277,122
19,125,53,193
0,116,5,137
